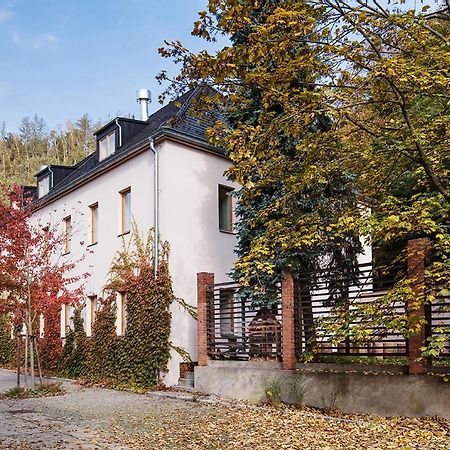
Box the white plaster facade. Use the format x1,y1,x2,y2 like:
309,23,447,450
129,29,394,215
32,137,238,386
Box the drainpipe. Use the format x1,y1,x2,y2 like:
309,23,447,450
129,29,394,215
47,166,54,190
114,118,123,147
149,138,159,278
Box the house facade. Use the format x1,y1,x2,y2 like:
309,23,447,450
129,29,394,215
30,88,238,386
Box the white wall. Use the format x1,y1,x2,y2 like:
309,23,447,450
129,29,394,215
33,150,155,301
32,140,238,385
158,140,238,385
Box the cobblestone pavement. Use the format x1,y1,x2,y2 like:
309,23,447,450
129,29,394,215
1,370,449,450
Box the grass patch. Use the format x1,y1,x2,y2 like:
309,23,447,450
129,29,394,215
314,355,408,366
1,382,64,399
432,358,450,368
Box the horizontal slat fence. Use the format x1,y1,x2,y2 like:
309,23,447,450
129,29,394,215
206,282,282,361
430,290,450,359
295,263,408,358
204,263,450,365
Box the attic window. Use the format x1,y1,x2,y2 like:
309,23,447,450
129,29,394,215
99,131,116,161
37,175,50,198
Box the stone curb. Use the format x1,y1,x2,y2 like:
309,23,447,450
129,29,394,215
146,390,368,425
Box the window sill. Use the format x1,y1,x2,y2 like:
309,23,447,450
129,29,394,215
118,231,131,237
219,229,235,235
87,242,98,248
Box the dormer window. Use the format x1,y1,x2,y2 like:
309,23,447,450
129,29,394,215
37,175,50,198
99,131,116,161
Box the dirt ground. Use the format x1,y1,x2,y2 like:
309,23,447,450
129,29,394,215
0,370,449,450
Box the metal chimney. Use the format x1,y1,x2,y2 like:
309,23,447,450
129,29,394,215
136,88,151,121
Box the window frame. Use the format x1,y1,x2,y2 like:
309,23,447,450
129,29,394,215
88,295,97,336
89,202,99,245
99,131,116,161
219,288,235,336
218,185,234,233
63,304,72,337
120,188,131,235
37,175,51,198
63,215,71,254
116,292,127,336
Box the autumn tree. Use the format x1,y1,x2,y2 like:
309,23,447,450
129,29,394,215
0,185,87,387
160,1,362,308
0,114,99,186
159,1,450,356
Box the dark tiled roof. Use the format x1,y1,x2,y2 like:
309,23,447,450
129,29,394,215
37,87,224,205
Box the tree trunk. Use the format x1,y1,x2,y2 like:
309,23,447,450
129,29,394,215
26,308,35,390
26,271,35,389
24,333,28,388
16,333,21,388
34,337,43,385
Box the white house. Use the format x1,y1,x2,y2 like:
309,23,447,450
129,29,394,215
30,87,238,386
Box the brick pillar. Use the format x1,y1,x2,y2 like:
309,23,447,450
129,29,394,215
281,270,296,370
197,272,214,367
407,238,431,375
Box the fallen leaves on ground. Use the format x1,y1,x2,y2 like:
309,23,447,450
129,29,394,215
105,401,449,450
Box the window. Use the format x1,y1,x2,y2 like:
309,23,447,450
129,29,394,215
88,295,97,336
62,304,72,337
116,292,127,336
89,203,98,244
63,216,71,253
219,288,235,336
218,185,233,232
37,175,50,198
99,131,116,161
39,314,45,338
120,188,131,234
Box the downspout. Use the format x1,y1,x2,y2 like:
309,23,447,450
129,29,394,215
47,166,54,191
114,118,123,147
149,138,159,278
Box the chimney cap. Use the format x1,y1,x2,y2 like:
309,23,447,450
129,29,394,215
136,88,151,102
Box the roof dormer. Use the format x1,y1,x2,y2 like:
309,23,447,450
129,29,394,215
94,118,147,162
35,165,76,199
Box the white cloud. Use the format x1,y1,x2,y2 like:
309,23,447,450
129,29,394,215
0,8,13,22
0,0,15,24
12,30,58,49
32,32,58,49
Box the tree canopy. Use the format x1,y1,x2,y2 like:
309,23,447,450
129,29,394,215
0,114,99,187
159,0,450,355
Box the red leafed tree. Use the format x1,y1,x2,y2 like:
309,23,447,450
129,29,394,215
0,185,88,388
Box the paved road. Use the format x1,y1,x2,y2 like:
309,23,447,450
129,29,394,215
1,369,449,450
0,370,229,450
0,370,56,393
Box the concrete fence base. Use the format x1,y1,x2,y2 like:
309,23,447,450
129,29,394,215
195,361,450,418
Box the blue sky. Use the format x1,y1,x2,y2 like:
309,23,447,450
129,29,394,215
0,0,212,132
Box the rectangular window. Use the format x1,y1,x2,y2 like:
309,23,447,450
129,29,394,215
89,203,98,244
64,304,72,334
63,215,71,253
39,314,45,338
218,185,233,232
117,292,127,336
99,131,116,161
120,188,131,234
219,288,235,336
88,295,97,336
37,175,50,198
